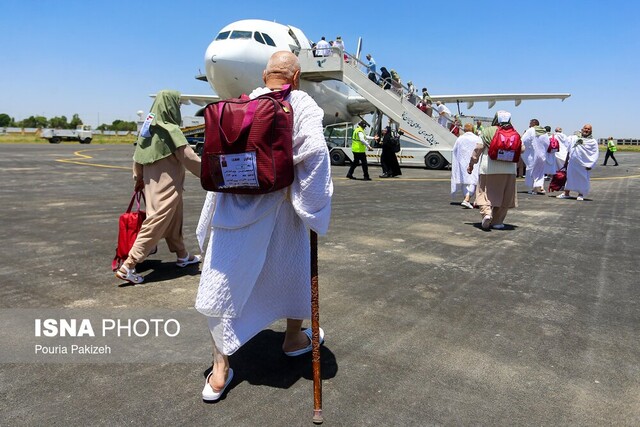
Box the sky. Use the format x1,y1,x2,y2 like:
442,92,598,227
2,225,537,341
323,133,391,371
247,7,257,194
1,0,639,138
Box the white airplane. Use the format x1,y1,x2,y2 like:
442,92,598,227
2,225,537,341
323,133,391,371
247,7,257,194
179,19,570,126
172,19,570,169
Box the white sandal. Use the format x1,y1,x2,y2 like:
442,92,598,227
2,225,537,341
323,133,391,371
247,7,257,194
176,253,201,268
115,265,144,284
202,368,234,402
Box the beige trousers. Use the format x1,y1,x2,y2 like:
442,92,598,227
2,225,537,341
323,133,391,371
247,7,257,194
475,173,517,226
126,146,201,267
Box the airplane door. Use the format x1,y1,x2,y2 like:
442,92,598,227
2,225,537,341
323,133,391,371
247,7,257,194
287,25,311,52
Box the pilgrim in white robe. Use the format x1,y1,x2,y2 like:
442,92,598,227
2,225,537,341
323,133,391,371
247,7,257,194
195,88,333,355
553,132,569,170
522,126,549,190
544,134,560,175
451,131,480,198
565,135,599,196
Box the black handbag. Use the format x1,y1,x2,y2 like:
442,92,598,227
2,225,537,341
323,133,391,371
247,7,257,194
391,137,401,153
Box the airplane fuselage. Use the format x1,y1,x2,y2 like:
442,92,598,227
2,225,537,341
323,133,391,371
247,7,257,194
203,19,357,124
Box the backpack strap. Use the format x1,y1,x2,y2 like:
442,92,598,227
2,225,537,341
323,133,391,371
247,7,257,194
216,99,259,144
262,84,292,101
126,190,145,213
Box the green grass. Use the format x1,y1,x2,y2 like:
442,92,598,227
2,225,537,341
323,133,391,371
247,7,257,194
0,134,136,145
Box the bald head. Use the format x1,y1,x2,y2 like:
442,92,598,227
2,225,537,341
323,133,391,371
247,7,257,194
263,51,301,90
581,123,593,137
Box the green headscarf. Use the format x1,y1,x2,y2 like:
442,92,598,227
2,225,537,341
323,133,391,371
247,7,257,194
533,125,546,136
133,90,188,165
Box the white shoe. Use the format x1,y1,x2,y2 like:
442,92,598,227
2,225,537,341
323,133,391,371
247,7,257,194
481,215,492,230
115,265,144,284
202,368,234,402
461,201,473,209
576,196,584,201
284,327,325,357
556,194,569,199
176,253,201,268
492,224,505,230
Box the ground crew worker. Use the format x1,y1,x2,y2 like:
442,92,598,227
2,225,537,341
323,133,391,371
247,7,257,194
346,120,374,180
603,136,619,166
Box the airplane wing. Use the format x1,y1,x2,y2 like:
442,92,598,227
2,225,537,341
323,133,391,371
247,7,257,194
431,93,571,109
344,93,570,117
149,93,220,106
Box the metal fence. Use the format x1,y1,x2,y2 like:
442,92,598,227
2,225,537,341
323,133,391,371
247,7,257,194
598,138,639,146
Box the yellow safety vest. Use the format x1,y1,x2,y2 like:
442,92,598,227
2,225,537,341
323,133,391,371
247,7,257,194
351,126,366,153
607,139,617,152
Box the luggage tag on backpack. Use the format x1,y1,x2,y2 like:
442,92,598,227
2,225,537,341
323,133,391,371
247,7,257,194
496,149,516,162
139,112,155,138
213,153,260,189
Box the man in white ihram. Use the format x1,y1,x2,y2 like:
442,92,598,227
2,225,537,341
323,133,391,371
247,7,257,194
434,101,451,128
315,36,331,56
521,119,550,194
195,51,333,402
552,127,569,171
557,124,598,201
451,123,480,209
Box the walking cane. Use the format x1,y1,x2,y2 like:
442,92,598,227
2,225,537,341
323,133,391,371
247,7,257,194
310,230,323,424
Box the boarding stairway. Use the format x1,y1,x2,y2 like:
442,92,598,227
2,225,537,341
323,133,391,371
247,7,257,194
298,48,457,165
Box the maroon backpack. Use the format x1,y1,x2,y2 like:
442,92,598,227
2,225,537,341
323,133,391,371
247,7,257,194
201,85,294,194
547,135,560,152
487,125,522,163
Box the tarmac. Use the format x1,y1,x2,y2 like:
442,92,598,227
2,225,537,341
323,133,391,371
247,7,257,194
1,143,639,426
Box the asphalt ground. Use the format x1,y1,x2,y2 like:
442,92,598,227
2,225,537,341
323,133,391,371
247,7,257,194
1,143,639,426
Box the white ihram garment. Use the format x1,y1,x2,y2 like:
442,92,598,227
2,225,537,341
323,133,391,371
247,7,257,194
435,104,451,127
565,135,599,196
553,133,570,170
315,40,331,56
195,89,333,355
451,131,480,197
522,127,549,189
545,135,560,175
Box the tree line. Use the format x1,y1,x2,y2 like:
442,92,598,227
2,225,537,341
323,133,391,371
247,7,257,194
0,113,137,131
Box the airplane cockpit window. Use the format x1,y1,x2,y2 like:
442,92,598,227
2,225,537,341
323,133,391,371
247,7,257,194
261,33,276,47
230,30,252,40
215,31,230,40
254,32,265,45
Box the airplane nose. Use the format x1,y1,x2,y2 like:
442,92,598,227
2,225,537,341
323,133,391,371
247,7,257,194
204,39,266,99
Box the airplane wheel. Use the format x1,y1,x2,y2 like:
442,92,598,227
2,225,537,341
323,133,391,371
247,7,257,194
425,152,446,170
330,150,346,166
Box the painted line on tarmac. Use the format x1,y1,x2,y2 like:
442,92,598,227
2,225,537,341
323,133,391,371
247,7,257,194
592,174,640,180
55,149,130,170
340,177,451,182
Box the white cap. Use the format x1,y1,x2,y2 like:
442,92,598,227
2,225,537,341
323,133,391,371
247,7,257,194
497,110,511,123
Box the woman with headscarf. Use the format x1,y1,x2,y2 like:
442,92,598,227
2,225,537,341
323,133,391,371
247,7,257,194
379,126,402,178
379,67,392,90
467,110,523,230
390,69,402,96
115,90,202,284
